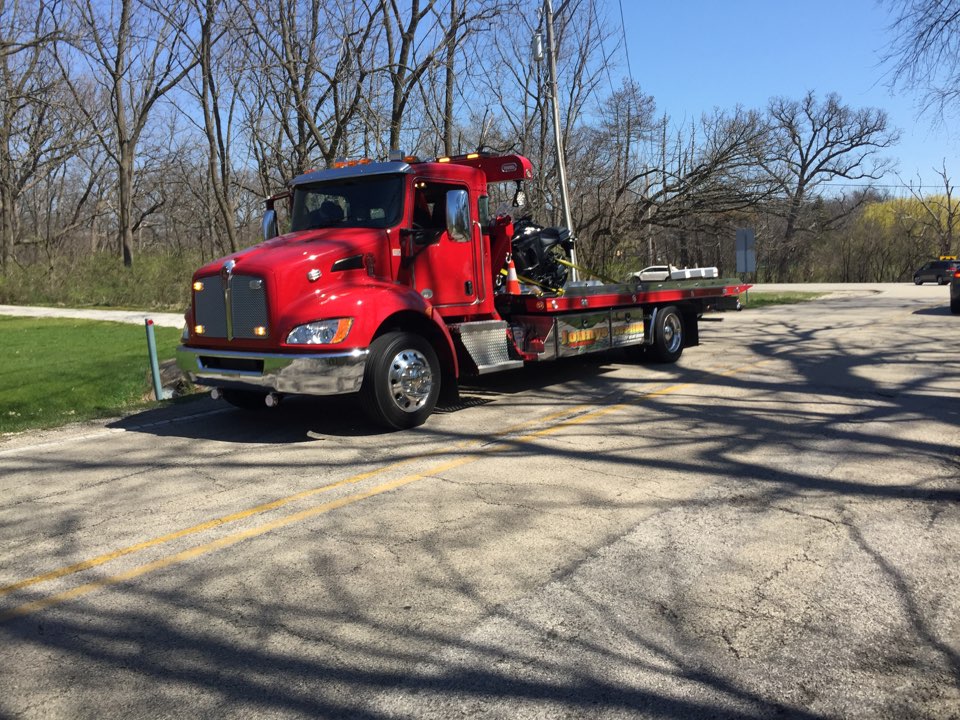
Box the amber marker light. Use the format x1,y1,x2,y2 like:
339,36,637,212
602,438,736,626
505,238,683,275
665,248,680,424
253,326,267,337
192,281,204,291
331,320,352,343
194,324,205,335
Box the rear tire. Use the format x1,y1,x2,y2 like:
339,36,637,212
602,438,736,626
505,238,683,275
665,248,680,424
360,331,440,430
914,277,922,285
937,275,947,285
951,296,960,315
649,306,684,363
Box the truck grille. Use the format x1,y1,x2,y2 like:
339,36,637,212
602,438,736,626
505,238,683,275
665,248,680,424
194,273,268,340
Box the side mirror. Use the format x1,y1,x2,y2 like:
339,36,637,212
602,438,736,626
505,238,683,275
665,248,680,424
446,189,471,242
262,208,278,241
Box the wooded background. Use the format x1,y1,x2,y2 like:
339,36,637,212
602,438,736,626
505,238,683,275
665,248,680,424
1,0,956,307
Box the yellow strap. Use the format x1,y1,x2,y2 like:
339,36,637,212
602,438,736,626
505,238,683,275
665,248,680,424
555,257,619,284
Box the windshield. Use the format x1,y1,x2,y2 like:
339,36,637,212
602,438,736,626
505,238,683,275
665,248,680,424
291,175,404,231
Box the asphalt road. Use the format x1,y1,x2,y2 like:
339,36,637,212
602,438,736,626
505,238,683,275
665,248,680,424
0,284,958,719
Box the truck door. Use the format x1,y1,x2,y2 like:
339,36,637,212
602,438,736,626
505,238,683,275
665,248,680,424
409,180,480,312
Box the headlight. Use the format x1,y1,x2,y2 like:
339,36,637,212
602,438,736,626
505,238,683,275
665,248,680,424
286,318,353,345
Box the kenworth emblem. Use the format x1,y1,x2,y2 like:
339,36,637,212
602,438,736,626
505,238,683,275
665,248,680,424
221,259,236,340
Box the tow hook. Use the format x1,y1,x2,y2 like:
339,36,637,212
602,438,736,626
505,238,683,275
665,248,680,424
211,388,222,401
265,392,281,408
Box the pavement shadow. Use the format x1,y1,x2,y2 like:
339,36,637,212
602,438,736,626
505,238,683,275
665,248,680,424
2,291,958,717
110,357,625,443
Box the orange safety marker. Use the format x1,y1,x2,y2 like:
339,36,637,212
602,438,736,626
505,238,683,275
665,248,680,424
505,255,522,295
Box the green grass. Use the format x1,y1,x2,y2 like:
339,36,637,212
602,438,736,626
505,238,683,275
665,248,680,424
0,316,183,434
741,291,825,308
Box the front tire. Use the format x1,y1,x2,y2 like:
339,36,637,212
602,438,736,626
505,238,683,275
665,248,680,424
951,296,960,315
937,275,947,285
914,277,922,285
361,331,440,430
649,306,685,363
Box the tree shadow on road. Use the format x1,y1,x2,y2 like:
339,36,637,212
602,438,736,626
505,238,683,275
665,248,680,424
1,293,959,717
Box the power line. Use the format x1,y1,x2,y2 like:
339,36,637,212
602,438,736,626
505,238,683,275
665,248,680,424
617,0,635,88
589,0,619,100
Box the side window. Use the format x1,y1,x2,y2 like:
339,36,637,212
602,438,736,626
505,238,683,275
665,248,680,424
413,181,467,234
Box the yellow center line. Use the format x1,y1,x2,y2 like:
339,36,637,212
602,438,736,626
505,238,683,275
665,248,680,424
0,396,606,599
0,457,418,598
0,456,478,622
0,357,770,620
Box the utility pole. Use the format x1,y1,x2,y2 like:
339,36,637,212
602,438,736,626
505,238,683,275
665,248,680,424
543,0,579,281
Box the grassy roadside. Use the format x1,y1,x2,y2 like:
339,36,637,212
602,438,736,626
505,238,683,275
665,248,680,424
0,316,183,435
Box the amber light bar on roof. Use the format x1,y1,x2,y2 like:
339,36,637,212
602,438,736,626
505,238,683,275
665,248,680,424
435,151,486,163
332,158,374,169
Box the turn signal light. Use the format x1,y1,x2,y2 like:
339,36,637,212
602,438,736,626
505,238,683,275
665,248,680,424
253,326,267,337
192,281,204,291
194,324,205,335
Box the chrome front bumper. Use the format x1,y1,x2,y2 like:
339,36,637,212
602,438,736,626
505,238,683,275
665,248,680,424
176,346,368,396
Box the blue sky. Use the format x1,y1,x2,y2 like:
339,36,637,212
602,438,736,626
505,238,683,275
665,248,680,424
614,0,956,193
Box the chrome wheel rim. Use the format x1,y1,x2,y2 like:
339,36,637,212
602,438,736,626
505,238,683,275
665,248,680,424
387,348,434,412
662,313,682,354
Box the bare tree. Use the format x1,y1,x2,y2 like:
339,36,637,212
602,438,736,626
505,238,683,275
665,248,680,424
237,0,382,178
57,0,198,267
0,0,82,273
19,145,108,267
173,0,243,252
378,0,502,153
901,161,958,256
884,0,960,117
761,91,900,280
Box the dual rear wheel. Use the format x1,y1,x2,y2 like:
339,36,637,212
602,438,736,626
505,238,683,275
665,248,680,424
648,305,685,363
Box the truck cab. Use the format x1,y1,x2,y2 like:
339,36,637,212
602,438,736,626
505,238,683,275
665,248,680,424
177,153,531,428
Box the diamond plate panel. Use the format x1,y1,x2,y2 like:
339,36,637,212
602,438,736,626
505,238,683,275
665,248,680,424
454,320,517,371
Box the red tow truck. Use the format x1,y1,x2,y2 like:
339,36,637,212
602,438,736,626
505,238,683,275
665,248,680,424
176,152,750,429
